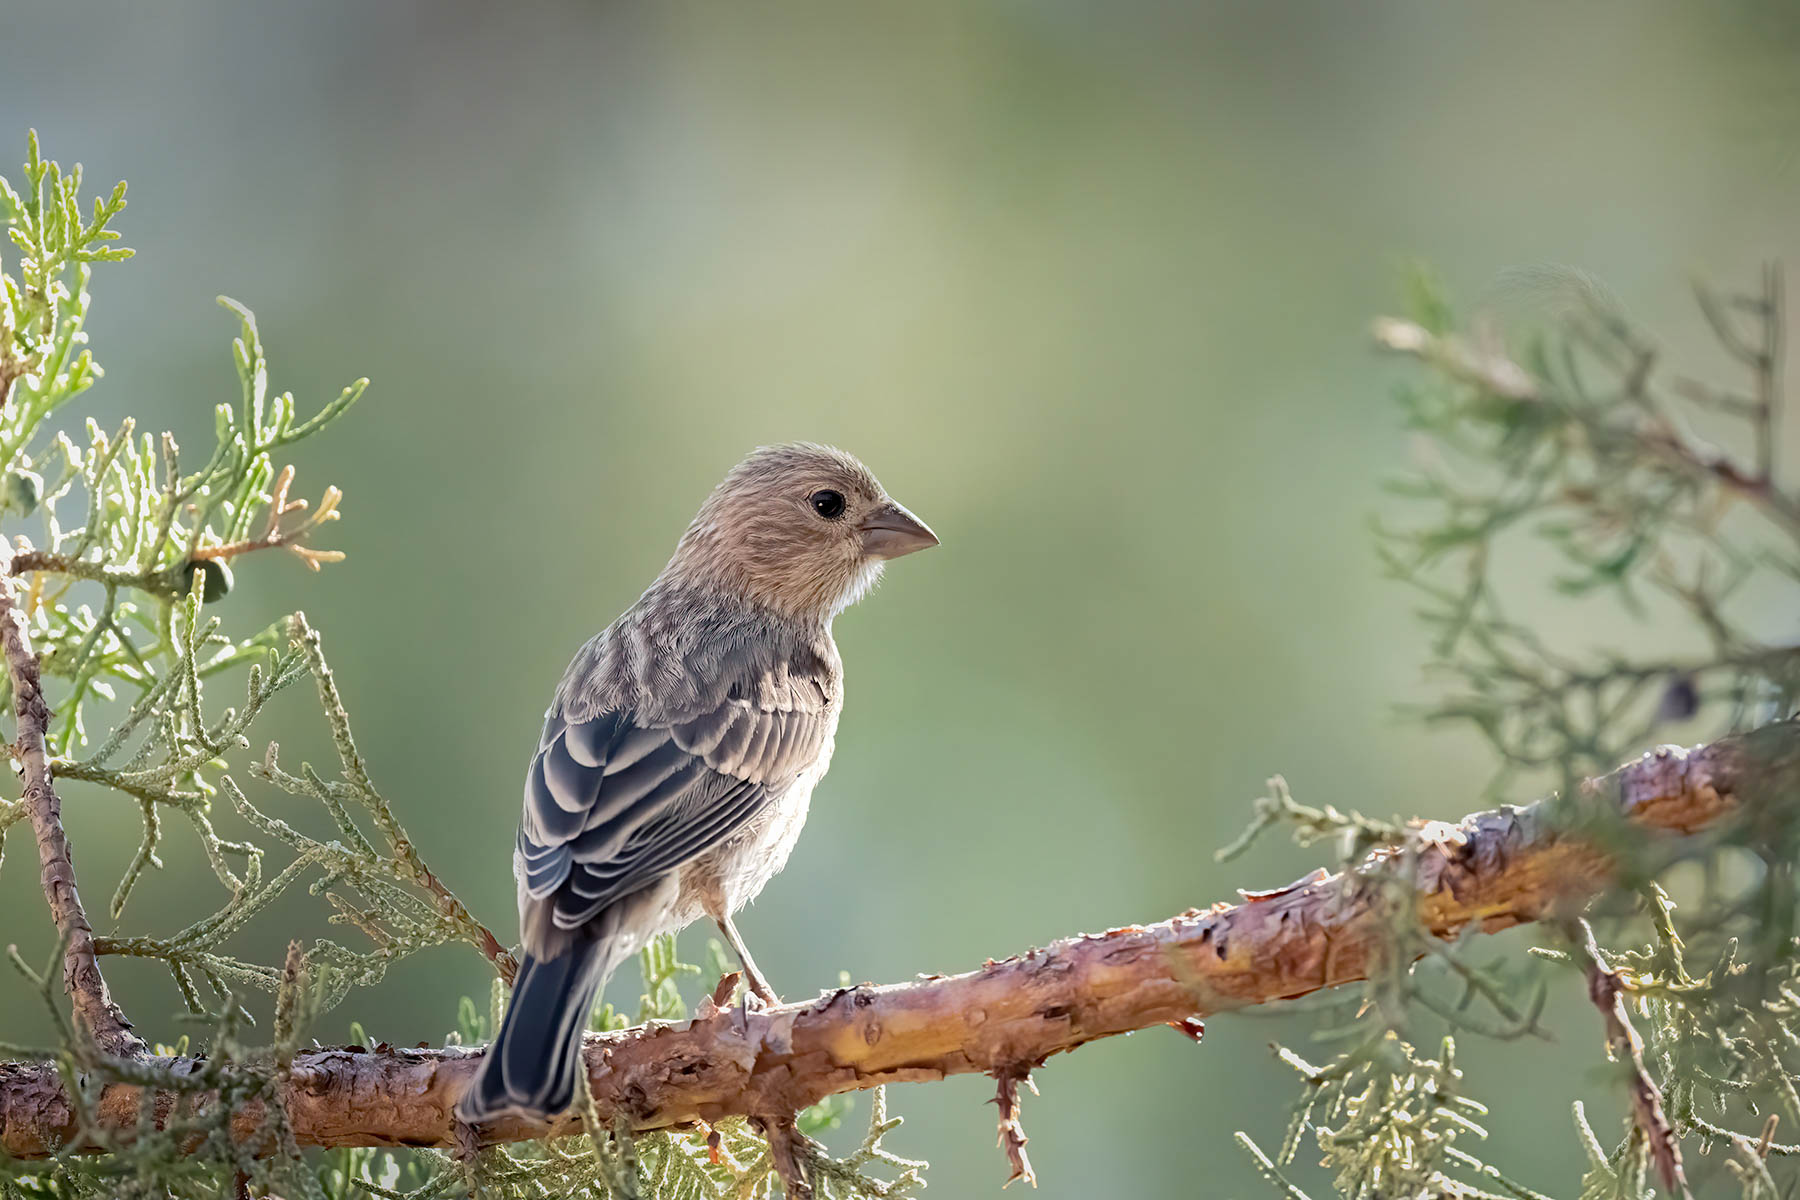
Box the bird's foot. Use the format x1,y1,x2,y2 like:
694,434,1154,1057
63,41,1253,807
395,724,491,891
729,979,784,1038
744,977,782,1009
735,986,777,1018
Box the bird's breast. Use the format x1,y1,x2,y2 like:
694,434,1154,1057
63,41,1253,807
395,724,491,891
680,721,836,920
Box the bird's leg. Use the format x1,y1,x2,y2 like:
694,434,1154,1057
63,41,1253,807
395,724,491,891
714,914,780,1007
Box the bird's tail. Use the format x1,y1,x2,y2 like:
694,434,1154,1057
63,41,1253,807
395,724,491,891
457,939,617,1124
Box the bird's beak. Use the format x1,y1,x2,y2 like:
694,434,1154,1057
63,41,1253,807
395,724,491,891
860,500,939,560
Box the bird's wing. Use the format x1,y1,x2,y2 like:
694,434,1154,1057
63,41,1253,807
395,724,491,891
516,673,831,931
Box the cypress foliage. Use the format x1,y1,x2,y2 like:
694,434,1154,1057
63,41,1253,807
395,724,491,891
7,133,1800,1200
0,134,922,1200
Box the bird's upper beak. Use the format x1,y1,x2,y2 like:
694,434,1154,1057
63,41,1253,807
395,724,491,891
860,500,939,560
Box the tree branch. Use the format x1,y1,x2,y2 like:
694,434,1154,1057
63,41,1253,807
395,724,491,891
0,541,145,1059
0,721,1793,1165
1569,918,1690,1197
7,550,182,599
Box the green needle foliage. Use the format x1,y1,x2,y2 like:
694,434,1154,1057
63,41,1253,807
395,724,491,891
0,135,922,1199
1229,266,1800,1197
1377,264,1799,797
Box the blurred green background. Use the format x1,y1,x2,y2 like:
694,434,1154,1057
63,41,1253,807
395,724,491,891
5,2,1800,1195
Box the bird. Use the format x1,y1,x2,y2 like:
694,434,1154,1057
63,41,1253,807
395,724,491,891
457,442,938,1124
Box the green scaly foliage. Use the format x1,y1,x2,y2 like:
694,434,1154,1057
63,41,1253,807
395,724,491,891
0,134,923,1200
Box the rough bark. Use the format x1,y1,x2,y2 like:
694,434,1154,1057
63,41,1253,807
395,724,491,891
0,543,144,1059
0,721,1793,1160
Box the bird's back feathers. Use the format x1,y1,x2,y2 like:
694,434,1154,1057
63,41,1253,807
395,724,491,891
518,583,840,959
463,587,842,1123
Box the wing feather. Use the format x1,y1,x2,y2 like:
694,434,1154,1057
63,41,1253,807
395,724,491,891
671,708,733,758
736,713,777,781
513,653,832,948
540,738,603,814
560,709,620,767
554,779,766,927
522,755,586,843
585,741,692,816
601,724,668,774
707,707,757,773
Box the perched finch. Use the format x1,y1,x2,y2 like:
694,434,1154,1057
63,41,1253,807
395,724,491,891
458,443,937,1124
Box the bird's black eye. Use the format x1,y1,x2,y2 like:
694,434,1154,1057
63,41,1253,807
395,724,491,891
809,489,846,520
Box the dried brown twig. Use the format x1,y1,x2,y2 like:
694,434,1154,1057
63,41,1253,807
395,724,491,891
993,1068,1037,1189
191,464,344,570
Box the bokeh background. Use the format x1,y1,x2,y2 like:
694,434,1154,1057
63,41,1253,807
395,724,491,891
5,3,1800,1195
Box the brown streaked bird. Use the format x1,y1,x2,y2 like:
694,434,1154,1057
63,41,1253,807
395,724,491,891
458,443,938,1124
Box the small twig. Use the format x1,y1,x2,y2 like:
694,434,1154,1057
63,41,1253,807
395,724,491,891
1372,318,1537,400
0,361,23,415
1694,267,1785,487
7,550,184,599
0,541,143,1058
1638,427,1800,534
412,856,517,986
756,1114,815,1200
191,464,345,570
708,970,742,1010
278,616,517,985
1755,262,1784,489
1568,918,1690,1197
1377,275,1800,540
1756,1114,1780,1160
1235,1131,1315,1199
993,1067,1038,1188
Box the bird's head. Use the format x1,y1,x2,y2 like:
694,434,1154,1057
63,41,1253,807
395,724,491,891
669,443,938,622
